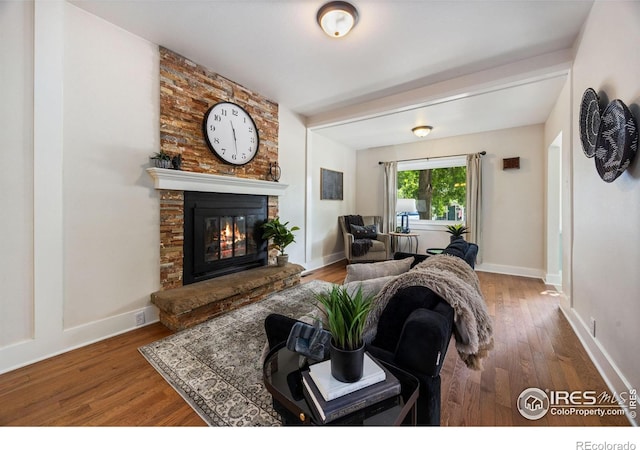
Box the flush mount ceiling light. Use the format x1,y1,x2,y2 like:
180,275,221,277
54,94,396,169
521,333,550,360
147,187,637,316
412,126,433,137
317,1,359,38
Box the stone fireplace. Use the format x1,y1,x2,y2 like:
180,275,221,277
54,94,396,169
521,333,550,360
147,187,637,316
145,47,304,331
148,169,288,289
147,169,302,331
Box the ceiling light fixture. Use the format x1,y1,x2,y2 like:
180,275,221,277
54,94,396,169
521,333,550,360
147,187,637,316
317,1,359,38
412,126,433,137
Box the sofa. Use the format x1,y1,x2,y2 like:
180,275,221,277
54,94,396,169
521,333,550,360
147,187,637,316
264,240,489,426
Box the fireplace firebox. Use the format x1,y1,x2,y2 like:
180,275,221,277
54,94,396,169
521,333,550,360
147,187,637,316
183,192,268,285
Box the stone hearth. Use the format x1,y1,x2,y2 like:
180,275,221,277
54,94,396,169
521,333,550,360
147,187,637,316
151,263,304,331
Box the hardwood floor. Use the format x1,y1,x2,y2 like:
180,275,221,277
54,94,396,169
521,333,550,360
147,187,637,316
0,260,630,426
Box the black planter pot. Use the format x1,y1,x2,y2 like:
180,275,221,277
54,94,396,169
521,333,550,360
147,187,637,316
330,341,365,383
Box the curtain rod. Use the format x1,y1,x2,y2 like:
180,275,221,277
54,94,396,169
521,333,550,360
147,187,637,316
378,150,486,165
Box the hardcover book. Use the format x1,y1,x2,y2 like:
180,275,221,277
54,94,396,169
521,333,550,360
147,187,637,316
301,364,401,424
308,352,386,401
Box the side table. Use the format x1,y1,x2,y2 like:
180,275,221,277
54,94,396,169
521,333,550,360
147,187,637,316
389,232,419,254
263,343,419,426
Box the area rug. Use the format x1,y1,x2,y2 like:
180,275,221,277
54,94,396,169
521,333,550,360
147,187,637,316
138,280,334,426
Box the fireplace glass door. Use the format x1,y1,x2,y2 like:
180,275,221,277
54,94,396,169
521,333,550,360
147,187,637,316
185,192,268,284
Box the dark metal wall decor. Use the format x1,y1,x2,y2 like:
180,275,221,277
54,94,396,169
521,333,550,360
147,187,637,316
595,100,638,182
579,88,638,183
579,88,601,158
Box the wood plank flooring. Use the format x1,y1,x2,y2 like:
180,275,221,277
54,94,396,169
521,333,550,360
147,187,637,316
0,261,630,426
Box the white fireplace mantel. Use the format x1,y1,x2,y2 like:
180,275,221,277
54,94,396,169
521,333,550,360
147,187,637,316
146,168,289,196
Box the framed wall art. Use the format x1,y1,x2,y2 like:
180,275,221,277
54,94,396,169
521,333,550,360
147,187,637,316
320,168,343,200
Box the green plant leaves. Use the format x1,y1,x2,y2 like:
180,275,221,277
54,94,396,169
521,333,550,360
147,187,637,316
261,217,300,255
445,224,468,236
313,285,374,351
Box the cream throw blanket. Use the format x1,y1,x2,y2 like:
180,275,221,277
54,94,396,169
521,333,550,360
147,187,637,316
362,255,494,370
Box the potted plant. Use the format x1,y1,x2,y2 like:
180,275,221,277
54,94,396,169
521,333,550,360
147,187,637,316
260,217,300,266
313,285,374,383
150,150,172,169
445,224,468,242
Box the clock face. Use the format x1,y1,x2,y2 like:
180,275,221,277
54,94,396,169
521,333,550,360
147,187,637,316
203,102,259,166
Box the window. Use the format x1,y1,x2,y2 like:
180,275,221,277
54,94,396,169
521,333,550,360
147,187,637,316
396,156,467,229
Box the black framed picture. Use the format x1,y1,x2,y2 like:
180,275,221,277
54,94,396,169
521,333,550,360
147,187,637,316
320,168,343,200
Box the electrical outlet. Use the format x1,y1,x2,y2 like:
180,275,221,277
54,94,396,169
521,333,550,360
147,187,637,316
590,317,596,337
135,311,145,326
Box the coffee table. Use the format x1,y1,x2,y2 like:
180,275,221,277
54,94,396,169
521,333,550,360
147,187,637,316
262,342,419,425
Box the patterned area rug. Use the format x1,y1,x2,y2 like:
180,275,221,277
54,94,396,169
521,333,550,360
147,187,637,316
138,280,334,426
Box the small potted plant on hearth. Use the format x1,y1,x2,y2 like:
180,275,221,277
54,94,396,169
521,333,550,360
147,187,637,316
313,285,374,383
261,217,300,266
445,224,468,242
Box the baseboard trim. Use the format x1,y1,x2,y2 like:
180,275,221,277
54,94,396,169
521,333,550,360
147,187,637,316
475,262,544,279
0,305,159,375
301,252,345,275
544,272,562,287
559,305,637,426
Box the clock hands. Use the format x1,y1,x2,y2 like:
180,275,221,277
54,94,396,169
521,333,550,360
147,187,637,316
230,121,238,156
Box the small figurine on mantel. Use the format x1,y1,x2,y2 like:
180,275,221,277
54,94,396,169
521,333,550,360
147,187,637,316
171,154,182,170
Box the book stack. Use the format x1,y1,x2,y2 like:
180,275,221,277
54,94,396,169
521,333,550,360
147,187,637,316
301,353,401,424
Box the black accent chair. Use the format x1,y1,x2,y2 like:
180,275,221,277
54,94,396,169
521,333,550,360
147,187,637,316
264,288,453,426
264,240,478,425
364,285,454,425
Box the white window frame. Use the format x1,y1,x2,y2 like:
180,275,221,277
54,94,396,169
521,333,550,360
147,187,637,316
397,155,467,231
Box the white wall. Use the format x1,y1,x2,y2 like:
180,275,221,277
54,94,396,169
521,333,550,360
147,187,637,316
277,107,307,266
0,2,162,374
305,131,357,271
0,2,315,374
0,1,34,347
568,0,640,404
356,125,546,278
63,5,160,327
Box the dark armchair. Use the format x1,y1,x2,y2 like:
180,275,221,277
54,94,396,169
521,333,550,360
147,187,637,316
338,215,391,263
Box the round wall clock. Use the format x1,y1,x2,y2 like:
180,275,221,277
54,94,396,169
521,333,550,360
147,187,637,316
203,101,259,166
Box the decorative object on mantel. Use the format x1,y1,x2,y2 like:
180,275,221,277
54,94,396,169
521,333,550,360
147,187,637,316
269,162,281,182
502,157,520,170
261,217,300,267
579,88,601,158
594,99,638,183
171,154,182,170
150,150,172,168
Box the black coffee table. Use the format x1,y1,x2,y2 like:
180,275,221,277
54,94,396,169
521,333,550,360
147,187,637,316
262,342,419,426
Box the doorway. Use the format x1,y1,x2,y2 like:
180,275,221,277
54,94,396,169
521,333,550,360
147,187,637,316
546,133,562,287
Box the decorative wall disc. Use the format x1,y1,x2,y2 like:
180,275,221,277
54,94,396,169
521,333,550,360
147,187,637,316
579,88,601,158
594,99,638,183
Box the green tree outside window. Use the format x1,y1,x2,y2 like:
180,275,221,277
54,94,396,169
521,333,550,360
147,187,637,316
397,166,466,221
